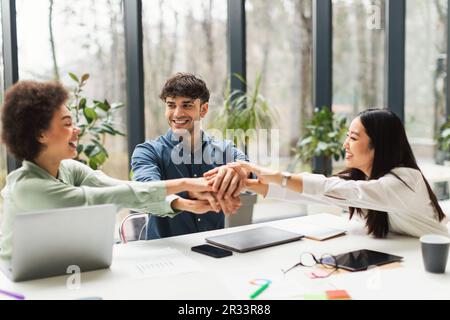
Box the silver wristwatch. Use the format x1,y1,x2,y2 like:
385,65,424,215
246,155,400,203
281,172,293,188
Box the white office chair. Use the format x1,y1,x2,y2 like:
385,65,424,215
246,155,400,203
119,213,149,243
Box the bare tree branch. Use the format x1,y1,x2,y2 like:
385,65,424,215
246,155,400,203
49,0,60,81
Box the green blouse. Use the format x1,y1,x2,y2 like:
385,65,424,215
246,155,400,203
0,160,177,261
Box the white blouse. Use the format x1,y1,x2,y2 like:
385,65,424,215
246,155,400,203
266,167,450,238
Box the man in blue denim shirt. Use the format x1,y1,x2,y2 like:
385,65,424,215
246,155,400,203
131,73,250,239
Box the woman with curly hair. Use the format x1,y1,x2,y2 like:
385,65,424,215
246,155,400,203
0,80,213,261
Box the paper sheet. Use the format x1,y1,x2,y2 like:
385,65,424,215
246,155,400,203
132,247,203,279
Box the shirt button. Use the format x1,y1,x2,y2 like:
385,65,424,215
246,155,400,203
194,174,198,177
198,219,201,222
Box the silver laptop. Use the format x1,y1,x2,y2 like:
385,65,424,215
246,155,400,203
3,204,117,282
206,226,304,253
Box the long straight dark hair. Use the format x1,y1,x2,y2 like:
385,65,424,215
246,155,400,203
338,108,446,238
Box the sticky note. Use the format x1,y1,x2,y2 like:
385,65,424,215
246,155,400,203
326,290,351,300
304,293,328,300
304,269,330,279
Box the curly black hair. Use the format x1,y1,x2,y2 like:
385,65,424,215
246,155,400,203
1,80,69,161
160,73,210,104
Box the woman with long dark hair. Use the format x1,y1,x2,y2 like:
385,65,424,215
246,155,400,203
206,108,449,238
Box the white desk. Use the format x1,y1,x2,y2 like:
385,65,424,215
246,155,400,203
1,213,449,300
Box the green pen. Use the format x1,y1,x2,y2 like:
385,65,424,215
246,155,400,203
250,282,270,300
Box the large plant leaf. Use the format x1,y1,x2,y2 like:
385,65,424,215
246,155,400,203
69,72,79,83
111,103,125,110
92,139,109,158
79,98,87,110
84,144,100,157
81,74,90,83
299,136,313,147
83,107,97,124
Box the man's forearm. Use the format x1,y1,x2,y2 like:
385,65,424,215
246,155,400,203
165,178,187,195
171,197,190,211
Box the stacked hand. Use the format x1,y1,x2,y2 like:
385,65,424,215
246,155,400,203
205,161,281,199
200,164,248,215
188,191,241,215
172,175,242,215
205,161,279,188
203,165,249,199
176,162,278,215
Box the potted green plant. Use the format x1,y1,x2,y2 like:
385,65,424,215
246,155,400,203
67,73,126,170
290,107,347,176
208,73,278,227
211,73,277,153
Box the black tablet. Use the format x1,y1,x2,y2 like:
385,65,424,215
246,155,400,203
322,249,403,272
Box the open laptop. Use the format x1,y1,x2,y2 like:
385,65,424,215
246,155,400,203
206,226,304,253
1,204,117,282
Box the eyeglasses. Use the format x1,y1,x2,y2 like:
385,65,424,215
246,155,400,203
282,252,339,278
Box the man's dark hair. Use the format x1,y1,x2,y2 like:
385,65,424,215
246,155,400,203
160,73,210,104
1,80,69,161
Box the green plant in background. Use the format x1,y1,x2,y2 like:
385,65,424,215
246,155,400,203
438,120,450,150
209,73,278,153
289,107,347,175
436,117,450,164
67,73,126,170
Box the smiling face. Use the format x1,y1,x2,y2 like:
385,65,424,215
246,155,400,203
343,117,375,177
165,96,208,134
37,104,80,162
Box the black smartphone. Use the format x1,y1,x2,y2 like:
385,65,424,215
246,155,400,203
191,244,233,258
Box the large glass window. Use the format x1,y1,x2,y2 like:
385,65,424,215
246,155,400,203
16,0,128,179
332,0,385,173
405,0,448,164
142,0,227,139
333,0,385,119
0,5,6,218
246,0,313,169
